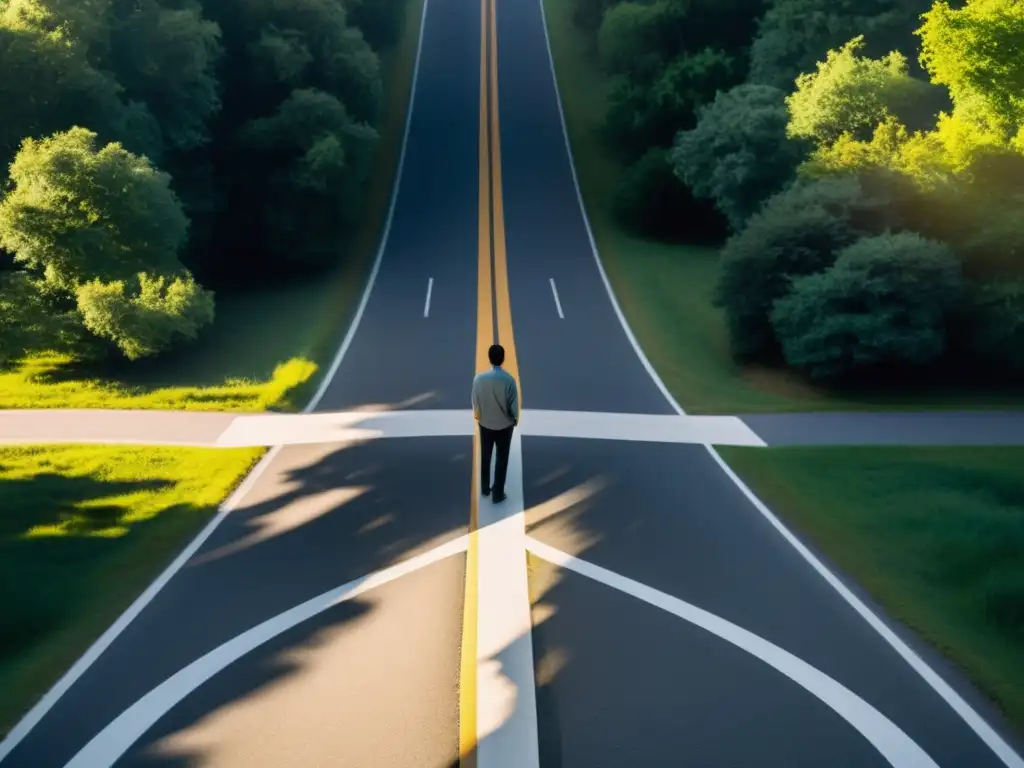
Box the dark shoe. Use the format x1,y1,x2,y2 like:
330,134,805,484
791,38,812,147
492,492,507,503
482,486,491,497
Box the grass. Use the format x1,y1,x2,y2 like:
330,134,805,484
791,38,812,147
0,444,265,734
541,0,1024,414
0,0,426,414
718,445,1024,731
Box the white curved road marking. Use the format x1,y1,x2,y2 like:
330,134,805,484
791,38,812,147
63,535,469,768
0,0,433,759
525,538,939,768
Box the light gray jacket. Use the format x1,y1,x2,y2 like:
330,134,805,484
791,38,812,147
472,367,519,430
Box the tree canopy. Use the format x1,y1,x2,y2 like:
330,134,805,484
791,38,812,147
0,0,408,365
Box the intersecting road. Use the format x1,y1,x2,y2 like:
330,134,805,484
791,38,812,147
2,0,1024,765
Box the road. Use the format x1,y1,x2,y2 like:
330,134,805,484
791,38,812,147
1,0,1023,765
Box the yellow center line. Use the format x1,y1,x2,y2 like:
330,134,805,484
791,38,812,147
489,0,521,408
460,0,492,760
461,0,522,762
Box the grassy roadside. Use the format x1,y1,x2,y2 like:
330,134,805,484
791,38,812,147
718,446,1024,732
0,445,264,734
0,0,426,413
541,0,1024,414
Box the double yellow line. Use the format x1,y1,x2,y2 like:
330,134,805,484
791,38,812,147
460,0,519,762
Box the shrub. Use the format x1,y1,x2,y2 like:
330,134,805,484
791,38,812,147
714,175,876,360
348,0,408,50
958,281,1024,375
612,147,724,241
75,273,215,360
771,232,964,381
672,83,807,231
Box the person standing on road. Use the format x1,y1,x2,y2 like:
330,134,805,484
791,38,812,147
472,343,519,503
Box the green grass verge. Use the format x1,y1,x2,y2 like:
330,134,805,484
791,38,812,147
718,445,1024,731
541,0,1024,414
0,0,426,413
0,444,265,734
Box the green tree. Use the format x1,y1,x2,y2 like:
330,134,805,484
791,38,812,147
613,147,721,240
917,0,1024,136
715,173,913,359
672,84,807,229
235,88,378,269
786,36,941,147
960,280,1024,374
108,0,223,152
771,231,964,380
0,272,80,363
0,13,123,166
0,127,189,290
749,0,933,90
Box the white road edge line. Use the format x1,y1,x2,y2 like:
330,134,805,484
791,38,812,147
0,0,433,758
64,536,470,768
536,0,684,417
536,0,1024,764
525,538,939,768
548,278,564,319
424,277,434,318
476,431,540,768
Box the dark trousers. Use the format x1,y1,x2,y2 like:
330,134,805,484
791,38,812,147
480,424,514,495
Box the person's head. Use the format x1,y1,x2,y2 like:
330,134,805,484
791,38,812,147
488,344,505,367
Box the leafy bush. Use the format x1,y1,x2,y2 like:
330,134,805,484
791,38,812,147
959,281,1024,375
672,83,807,230
75,273,215,360
714,174,906,360
605,48,736,159
348,0,408,50
613,147,724,241
771,232,964,380
786,36,943,148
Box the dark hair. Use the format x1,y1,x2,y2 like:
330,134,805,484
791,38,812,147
488,344,505,366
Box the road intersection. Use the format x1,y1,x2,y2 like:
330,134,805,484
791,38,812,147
1,0,1023,764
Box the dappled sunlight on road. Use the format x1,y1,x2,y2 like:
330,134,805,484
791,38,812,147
190,485,372,565
524,475,607,557
344,391,438,412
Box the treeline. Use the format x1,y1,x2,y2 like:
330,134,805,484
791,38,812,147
0,0,407,363
574,0,1024,385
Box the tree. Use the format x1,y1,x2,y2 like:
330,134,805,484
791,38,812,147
108,0,223,152
771,231,964,380
0,15,124,167
749,0,933,90
235,88,378,269
672,83,807,230
917,0,1024,136
613,147,722,240
960,280,1024,374
714,172,914,359
348,0,407,49
0,127,189,291
605,47,737,157
76,272,214,359
786,36,941,147
0,271,80,363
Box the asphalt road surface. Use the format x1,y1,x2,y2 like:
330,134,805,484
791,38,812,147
2,0,1022,764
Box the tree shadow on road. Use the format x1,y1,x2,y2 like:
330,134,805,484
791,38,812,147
12,436,475,768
